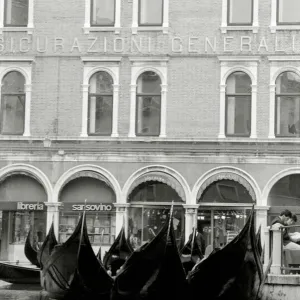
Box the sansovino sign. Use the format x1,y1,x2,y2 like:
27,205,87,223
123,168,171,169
71,204,113,212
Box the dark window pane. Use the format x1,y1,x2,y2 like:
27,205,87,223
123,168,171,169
278,0,300,24
228,0,252,24
5,0,28,26
226,72,252,94
276,96,300,136
89,71,113,94
276,72,300,94
1,95,25,134
139,0,163,25
91,0,115,25
226,96,251,136
88,96,113,135
137,72,161,94
136,96,161,136
2,71,25,94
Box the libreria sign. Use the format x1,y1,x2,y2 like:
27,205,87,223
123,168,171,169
17,202,44,210
72,204,113,211
1,35,300,54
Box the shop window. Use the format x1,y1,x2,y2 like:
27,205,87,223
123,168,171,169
228,0,252,25
139,0,163,26
59,212,116,245
88,71,113,136
90,0,115,26
225,71,252,137
4,0,28,26
198,209,251,251
277,0,300,25
10,211,46,245
1,71,25,135
136,71,161,136
275,72,300,137
128,206,184,249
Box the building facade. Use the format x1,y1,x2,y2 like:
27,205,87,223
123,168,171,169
0,0,300,262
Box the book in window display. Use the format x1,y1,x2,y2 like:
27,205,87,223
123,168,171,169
103,235,110,244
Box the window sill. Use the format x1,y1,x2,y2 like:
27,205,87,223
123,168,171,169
270,25,300,33
83,26,120,34
0,27,33,34
220,25,258,34
132,26,168,35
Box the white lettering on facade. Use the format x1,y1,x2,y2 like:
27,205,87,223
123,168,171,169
240,36,252,52
72,204,113,211
17,202,44,210
257,37,268,52
223,36,233,52
70,37,82,53
188,37,198,53
87,37,98,53
171,37,183,53
54,37,64,52
205,37,216,53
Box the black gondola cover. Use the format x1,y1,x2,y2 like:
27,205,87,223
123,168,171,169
180,229,203,274
40,215,86,299
188,207,264,300
256,225,263,259
111,215,178,300
103,226,133,276
138,224,189,300
37,222,58,269
0,262,40,284
24,230,40,268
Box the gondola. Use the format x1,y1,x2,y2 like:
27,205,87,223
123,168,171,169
24,230,40,268
256,225,263,259
37,222,58,269
180,228,203,274
103,226,134,276
0,262,40,284
188,207,264,300
41,214,113,300
111,212,186,300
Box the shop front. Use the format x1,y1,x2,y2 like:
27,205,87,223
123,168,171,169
58,175,116,255
127,178,185,249
0,174,47,262
197,179,255,254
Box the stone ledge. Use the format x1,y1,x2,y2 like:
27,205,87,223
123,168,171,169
267,274,300,285
0,290,49,299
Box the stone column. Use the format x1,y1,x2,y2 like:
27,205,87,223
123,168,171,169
183,205,198,243
111,84,119,137
80,84,89,137
255,206,269,246
23,84,32,136
250,84,257,139
45,202,63,239
114,204,130,238
159,84,168,138
28,0,34,28
270,225,283,275
263,226,271,272
128,84,137,137
218,84,226,138
268,84,276,138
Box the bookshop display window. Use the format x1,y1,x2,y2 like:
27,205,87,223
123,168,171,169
10,211,46,245
59,211,116,245
128,206,184,249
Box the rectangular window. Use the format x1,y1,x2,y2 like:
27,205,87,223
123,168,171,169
276,96,300,136
91,0,115,26
226,96,251,136
139,0,163,26
136,96,161,136
1,95,25,135
128,207,184,249
59,212,116,245
11,211,46,244
228,0,252,25
4,0,28,26
277,0,300,24
88,96,113,135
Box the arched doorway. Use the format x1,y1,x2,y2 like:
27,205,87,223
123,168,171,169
267,174,300,225
127,180,185,249
197,179,255,253
0,174,47,261
58,175,116,252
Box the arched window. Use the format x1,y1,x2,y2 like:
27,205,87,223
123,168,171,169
136,71,161,136
275,71,300,137
88,71,113,135
1,71,25,135
225,72,251,136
